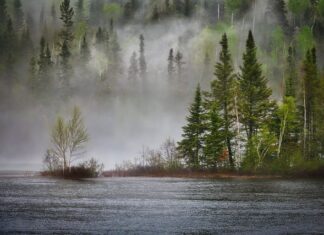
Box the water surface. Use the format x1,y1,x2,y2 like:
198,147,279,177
0,176,323,234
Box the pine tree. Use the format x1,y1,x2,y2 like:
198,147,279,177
302,47,318,159
139,34,147,79
271,0,291,36
0,0,8,34
151,5,160,21
203,103,225,169
75,0,85,22
59,0,74,86
60,0,74,43
51,3,57,25
59,40,71,86
167,48,175,80
13,0,24,32
107,32,122,81
175,51,184,80
177,84,205,169
80,34,90,62
128,52,138,80
285,46,297,98
239,30,272,141
211,33,236,168
184,0,193,17
37,37,53,90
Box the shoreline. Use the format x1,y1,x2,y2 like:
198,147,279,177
102,170,324,180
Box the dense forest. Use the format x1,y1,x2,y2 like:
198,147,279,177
0,0,324,175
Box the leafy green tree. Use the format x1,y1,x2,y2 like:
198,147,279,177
277,97,299,160
211,33,236,168
239,30,272,140
178,85,205,169
288,0,310,26
243,125,277,171
47,106,89,175
296,26,315,57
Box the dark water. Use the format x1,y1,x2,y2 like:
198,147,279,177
0,176,324,234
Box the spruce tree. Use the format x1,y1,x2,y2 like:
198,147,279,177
239,30,272,140
203,103,225,169
80,34,90,62
60,40,71,86
139,34,147,79
60,0,74,43
285,46,297,98
13,0,24,32
59,0,74,86
128,52,138,80
177,84,205,169
175,51,184,80
151,5,160,21
302,47,318,159
271,0,291,37
167,48,175,80
0,0,8,34
212,33,236,168
184,0,193,17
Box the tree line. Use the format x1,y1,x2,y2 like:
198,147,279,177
177,31,324,174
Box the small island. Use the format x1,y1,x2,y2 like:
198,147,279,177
42,107,103,178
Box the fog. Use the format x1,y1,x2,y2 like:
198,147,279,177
0,0,287,171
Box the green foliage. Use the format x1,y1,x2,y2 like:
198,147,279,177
242,126,277,172
203,103,225,169
288,0,309,15
103,3,122,19
177,85,205,169
211,33,236,168
296,26,315,56
239,31,272,140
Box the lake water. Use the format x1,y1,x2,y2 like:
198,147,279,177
0,176,324,234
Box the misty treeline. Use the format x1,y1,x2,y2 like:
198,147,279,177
115,30,324,175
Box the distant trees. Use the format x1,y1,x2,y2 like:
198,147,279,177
59,0,74,86
128,52,138,80
139,34,147,79
167,48,175,80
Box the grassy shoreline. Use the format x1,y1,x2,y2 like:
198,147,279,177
102,169,324,179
